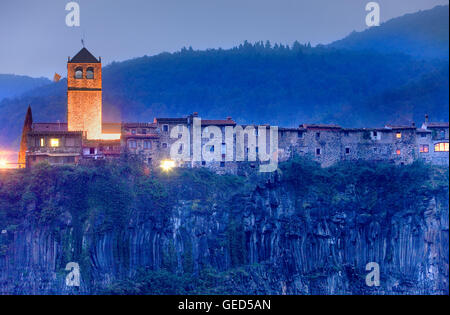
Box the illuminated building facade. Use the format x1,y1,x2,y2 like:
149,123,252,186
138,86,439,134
20,48,449,171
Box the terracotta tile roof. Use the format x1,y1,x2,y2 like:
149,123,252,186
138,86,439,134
29,130,82,136
202,119,236,126
426,122,449,128
155,117,188,123
33,123,68,131
123,122,157,128
279,127,303,131
342,128,387,132
301,124,341,130
384,125,416,130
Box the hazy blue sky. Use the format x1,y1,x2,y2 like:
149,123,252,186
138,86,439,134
0,0,448,78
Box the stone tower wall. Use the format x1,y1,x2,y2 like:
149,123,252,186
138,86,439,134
67,62,102,139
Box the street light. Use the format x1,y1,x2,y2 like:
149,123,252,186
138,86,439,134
160,160,175,172
0,159,8,168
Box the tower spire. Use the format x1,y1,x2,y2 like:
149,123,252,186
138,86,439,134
18,106,33,168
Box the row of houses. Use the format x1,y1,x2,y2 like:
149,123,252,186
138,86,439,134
24,110,449,174
19,47,449,174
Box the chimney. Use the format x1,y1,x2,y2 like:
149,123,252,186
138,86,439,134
227,116,232,121
425,114,429,124
193,112,198,117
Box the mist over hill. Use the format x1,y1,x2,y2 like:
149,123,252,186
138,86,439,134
0,5,448,150
0,74,51,103
329,5,449,59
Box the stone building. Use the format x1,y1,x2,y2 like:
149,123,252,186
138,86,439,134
21,47,449,171
67,48,103,140
122,122,160,165
26,123,82,168
417,117,449,166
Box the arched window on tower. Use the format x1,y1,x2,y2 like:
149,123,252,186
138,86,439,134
75,67,83,79
86,67,94,79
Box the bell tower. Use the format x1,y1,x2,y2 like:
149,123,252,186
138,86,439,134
67,47,102,139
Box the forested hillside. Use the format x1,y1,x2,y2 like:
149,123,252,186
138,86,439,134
329,5,449,59
0,74,51,102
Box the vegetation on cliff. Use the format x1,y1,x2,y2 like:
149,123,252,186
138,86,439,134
0,157,448,294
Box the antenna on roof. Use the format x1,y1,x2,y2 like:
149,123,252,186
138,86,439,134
81,38,85,48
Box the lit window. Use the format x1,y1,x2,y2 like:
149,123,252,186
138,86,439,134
50,139,60,147
396,132,402,139
396,149,401,155
420,145,429,153
40,138,45,147
434,142,449,152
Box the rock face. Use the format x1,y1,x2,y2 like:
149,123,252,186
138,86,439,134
0,162,448,295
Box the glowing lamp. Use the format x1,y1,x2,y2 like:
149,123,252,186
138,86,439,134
0,159,8,168
160,160,175,171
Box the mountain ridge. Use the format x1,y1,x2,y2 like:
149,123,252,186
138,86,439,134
0,74,51,103
329,5,449,59
0,5,448,149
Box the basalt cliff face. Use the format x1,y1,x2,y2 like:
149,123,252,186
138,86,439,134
0,160,448,295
